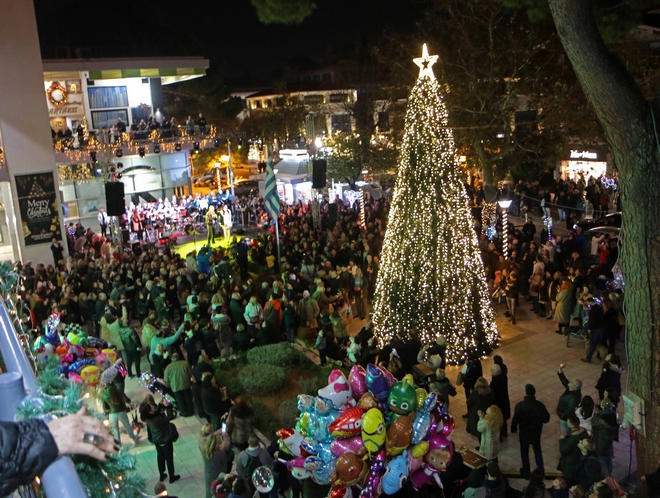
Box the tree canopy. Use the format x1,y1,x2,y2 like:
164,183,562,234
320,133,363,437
250,0,316,24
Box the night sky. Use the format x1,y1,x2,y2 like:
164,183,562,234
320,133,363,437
34,0,422,83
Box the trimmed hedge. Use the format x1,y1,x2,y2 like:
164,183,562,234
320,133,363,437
238,364,286,396
251,398,282,440
299,376,325,396
247,343,300,369
278,397,300,428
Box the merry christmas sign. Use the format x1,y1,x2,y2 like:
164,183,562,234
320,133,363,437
15,173,62,245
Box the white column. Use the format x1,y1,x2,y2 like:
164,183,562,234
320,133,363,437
0,0,67,264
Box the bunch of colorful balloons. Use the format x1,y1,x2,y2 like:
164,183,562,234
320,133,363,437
276,364,456,498
33,313,124,387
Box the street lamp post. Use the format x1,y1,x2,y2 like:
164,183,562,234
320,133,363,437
498,199,512,259
227,141,235,199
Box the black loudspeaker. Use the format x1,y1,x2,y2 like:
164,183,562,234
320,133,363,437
328,203,338,226
312,159,327,189
121,229,130,244
105,182,125,216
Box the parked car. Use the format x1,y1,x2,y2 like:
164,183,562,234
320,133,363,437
575,212,621,232
193,169,226,187
232,179,260,197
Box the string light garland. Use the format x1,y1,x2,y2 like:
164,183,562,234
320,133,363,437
371,45,498,364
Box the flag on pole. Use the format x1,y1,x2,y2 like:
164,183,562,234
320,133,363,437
264,145,280,222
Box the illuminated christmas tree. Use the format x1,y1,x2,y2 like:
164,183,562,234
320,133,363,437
372,44,498,363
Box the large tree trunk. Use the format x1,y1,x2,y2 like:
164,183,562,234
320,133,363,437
548,0,660,474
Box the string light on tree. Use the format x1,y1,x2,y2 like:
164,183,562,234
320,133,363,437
371,44,498,364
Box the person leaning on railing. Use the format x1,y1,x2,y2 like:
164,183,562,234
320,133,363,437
0,407,117,496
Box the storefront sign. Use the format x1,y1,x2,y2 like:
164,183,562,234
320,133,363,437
570,150,598,159
15,173,62,245
48,105,82,116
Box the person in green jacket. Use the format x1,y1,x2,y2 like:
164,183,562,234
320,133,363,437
102,383,139,444
149,322,185,363
164,352,194,417
118,319,142,378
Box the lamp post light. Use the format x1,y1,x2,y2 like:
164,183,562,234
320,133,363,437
498,199,512,259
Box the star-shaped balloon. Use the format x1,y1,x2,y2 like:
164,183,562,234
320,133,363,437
413,43,439,81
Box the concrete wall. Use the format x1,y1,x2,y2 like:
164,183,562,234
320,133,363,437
0,0,66,264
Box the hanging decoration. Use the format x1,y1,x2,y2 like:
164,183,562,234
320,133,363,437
47,82,68,106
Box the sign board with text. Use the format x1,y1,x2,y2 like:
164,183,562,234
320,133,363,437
15,173,62,245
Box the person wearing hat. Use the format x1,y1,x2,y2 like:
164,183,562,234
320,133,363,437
511,383,551,480
483,462,509,498
462,468,486,498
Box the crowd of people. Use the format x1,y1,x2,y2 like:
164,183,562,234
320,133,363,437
4,172,659,498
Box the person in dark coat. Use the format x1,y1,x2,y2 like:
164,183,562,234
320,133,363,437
595,353,624,400
193,354,215,420
493,355,508,377
466,377,496,440
461,354,483,418
557,415,589,483
574,439,603,490
0,412,116,496
232,324,251,352
590,399,617,476
489,363,511,440
201,375,231,431
511,384,551,480
432,368,457,408
139,398,180,483
556,366,582,435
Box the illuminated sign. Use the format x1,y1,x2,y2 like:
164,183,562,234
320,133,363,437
570,150,598,159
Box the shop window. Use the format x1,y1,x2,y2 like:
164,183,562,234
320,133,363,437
331,114,352,133
304,94,324,105
330,94,349,103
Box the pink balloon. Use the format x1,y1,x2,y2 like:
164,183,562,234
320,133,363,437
348,365,367,399
330,435,365,457
429,411,441,434
439,413,455,437
377,365,396,387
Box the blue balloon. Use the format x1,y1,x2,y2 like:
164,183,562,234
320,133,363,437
69,358,96,373
381,450,409,495
86,337,107,349
411,393,436,444
366,363,390,402
58,363,70,376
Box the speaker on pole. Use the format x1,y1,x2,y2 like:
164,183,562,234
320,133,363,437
312,159,327,189
105,182,125,216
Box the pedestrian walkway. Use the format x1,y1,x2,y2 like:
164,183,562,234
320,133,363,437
121,302,632,496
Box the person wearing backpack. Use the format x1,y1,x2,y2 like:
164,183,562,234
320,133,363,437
236,434,273,497
573,439,603,489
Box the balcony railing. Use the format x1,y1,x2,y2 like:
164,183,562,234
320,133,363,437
52,127,245,164
0,302,88,497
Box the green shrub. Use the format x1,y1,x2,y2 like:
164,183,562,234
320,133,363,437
278,397,300,428
299,376,325,396
319,365,349,381
215,370,244,400
212,352,249,369
296,351,318,371
251,398,281,440
247,343,300,369
238,364,286,396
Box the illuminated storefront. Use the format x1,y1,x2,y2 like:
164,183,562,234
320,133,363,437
560,148,609,180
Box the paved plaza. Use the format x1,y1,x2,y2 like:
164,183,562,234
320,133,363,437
121,302,632,496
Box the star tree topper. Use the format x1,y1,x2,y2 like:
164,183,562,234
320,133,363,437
413,43,439,81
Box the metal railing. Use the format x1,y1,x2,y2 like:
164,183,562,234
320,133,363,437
0,303,88,498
